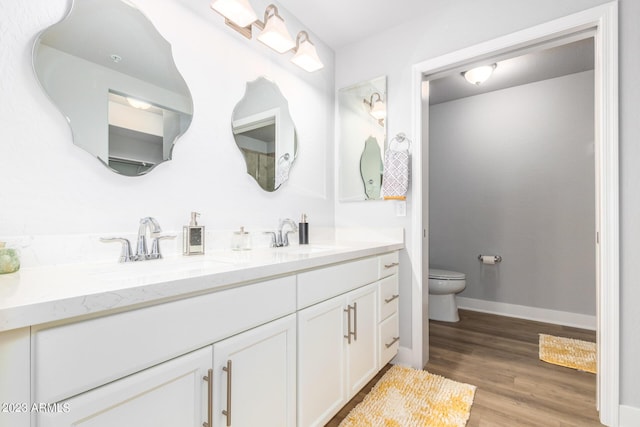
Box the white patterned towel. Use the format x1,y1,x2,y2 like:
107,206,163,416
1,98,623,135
382,134,411,200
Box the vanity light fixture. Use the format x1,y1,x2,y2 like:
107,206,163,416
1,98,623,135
211,2,323,72
210,0,257,28
256,5,295,53
364,92,386,125
126,97,152,110
290,31,323,72
463,64,497,85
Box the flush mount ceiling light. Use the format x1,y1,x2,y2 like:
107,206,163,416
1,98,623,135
290,31,323,72
364,92,386,125
463,64,497,85
256,5,295,53
211,2,322,72
210,0,257,28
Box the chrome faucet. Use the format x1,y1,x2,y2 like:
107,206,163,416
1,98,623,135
101,217,175,262
279,218,298,247
135,217,161,261
265,218,298,247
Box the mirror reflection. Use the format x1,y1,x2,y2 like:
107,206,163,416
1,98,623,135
338,76,387,201
33,0,193,176
232,77,297,192
360,136,383,199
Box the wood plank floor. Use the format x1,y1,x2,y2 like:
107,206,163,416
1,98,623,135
326,309,601,426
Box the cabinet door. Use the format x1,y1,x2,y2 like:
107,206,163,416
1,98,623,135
345,282,378,398
213,314,296,427
297,296,347,427
38,346,212,427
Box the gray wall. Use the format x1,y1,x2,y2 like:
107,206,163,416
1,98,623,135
429,71,595,315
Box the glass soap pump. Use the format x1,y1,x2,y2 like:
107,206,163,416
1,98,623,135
183,212,205,255
231,226,251,251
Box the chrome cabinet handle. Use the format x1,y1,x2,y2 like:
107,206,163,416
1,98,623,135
384,294,400,303
344,305,352,344
384,262,399,269
202,368,213,427
222,360,232,426
352,302,358,342
385,336,400,348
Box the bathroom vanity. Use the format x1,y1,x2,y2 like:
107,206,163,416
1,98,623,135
0,241,401,427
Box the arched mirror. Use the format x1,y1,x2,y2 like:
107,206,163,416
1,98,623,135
33,0,193,176
232,77,297,192
338,76,387,201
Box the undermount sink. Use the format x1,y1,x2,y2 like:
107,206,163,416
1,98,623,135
93,257,237,282
280,245,341,255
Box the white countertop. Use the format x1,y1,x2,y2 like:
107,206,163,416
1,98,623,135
0,241,403,332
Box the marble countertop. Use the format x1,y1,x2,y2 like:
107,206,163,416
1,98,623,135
0,240,403,332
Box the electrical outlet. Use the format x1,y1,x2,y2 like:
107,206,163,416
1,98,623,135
395,201,407,217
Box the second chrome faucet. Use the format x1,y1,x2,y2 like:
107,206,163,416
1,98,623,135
265,218,298,247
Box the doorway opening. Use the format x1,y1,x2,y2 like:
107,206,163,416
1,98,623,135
410,3,618,425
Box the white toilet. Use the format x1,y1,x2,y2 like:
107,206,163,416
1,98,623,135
428,268,466,322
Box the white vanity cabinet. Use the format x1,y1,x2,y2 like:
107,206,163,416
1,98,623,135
212,314,297,427
1,245,402,427
37,346,212,427
30,275,296,427
297,252,398,427
297,283,377,427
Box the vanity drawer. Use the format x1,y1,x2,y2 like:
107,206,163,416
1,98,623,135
379,313,399,367
33,275,296,403
297,257,379,309
378,275,399,321
378,252,399,279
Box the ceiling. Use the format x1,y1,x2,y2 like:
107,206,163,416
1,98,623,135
428,37,594,105
277,1,594,104
276,0,437,49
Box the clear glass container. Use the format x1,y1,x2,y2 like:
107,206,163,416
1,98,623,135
231,227,252,251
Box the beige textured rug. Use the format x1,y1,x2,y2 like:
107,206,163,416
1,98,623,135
539,334,596,374
339,365,476,427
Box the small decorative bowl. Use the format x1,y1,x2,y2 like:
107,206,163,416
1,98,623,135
0,245,20,274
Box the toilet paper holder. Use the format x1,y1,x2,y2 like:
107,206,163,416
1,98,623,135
478,254,502,263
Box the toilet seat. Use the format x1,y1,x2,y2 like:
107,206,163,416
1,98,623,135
429,268,466,280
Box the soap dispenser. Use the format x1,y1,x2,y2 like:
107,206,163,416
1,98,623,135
183,212,205,255
299,214,309,245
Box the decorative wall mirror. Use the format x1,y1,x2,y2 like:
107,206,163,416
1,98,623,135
232,77,297,192
33,0,193,176
338,76,387,201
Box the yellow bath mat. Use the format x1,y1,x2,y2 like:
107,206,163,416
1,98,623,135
539,334,596,373
339,365,476,427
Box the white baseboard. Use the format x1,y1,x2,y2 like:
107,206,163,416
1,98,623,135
456,297,596,330
620,404,640,427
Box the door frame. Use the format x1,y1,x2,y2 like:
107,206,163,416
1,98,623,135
410,2,618,425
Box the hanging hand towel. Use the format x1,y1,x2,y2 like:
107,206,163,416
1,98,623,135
382,133,411,200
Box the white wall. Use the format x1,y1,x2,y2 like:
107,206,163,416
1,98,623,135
0,0,335,248
335,0,640,412
429,71,595,316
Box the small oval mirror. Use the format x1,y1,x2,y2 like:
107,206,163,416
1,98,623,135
33,0,194,176
232,77,297,192
360,136,383,199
